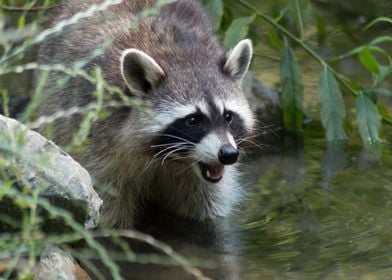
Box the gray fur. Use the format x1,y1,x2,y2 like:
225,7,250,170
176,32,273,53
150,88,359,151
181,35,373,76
36,0,255,227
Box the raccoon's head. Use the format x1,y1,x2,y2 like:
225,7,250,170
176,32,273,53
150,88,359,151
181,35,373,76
120,40,255,183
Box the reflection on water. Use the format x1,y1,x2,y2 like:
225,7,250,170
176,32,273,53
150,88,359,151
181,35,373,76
236,123,392,279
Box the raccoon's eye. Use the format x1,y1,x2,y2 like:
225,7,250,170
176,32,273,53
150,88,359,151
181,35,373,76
185,115,201,127
224,112,233,124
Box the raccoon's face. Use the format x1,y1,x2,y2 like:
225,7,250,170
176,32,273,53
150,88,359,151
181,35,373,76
120,40,255,183
148,94,254,183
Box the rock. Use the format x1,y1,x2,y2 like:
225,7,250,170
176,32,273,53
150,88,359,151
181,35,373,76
242,73,283,132
35,246,91,280
0,114,102,230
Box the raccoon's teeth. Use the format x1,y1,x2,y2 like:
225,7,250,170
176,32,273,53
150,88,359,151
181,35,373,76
199,163,224,183
206,164,224,180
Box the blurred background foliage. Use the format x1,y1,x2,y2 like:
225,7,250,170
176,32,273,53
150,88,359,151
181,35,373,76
203,0,391,153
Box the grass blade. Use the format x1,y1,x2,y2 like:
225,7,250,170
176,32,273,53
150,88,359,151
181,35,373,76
364,16,392,30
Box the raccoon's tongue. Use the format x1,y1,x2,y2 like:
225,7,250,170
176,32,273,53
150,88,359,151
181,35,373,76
200,163,224,183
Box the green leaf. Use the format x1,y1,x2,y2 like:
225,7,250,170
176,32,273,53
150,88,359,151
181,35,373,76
288,0,311,38
377,104,392,125
355,92,382,148
370,36,392,45
316,14,327,44
364,16,392,31
371,87,392,97
375,65,392,85
363,88,377,103
267,29,283,51
202,0,224,31
223,15,255,49
318,67,347,141
358,48,380,74
337,45,386,60
280,41,304,131
17,15,26,29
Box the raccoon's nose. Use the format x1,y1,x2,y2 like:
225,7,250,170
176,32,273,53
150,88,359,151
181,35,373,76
218,145,239,165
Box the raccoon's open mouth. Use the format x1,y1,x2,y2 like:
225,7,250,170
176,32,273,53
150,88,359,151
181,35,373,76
199,162,224,183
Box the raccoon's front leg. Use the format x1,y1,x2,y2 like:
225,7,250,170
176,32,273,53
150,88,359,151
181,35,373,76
99,186,137,228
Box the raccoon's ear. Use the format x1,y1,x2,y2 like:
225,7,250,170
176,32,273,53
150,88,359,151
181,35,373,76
121,49,166,94
223,39,253,84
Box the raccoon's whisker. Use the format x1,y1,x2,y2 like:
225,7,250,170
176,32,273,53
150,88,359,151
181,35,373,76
153,147,175,158
257,125,281,138
165,154,194,164
244,139,265,149
175,160,200,176
166,130,202,146
153,143,188,158
239,139,265,150
242,134,262,140
155,134,196,146
139,142,183,153
161,146,189,165
154,127,200,146
236,135,256,144
150,142,185,148
148,142,187,153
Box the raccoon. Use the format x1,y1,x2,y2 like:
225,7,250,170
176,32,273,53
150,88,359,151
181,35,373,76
36,0,256,227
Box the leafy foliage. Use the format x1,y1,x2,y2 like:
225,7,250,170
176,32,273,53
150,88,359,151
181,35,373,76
203,0,391,152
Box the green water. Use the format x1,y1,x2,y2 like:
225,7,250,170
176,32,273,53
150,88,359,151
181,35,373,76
235,125,392,279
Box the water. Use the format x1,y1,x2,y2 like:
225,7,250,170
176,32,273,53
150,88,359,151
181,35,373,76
234,127,392,279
